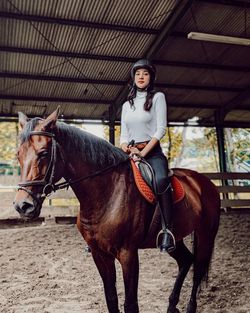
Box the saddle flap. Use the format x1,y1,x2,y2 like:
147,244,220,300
137,160,154,190
130,159,156,204
130,159,185,205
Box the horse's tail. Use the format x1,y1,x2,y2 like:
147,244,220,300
191,172,221,286
192,231,212,287
192,210,220,287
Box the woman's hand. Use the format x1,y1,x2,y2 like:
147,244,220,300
121,143,130,154
129,147,141,158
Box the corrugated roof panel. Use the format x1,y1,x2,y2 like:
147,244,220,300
168,107,214,122
91,32,154,57
226,110,250,123
0,98,109,120
0,51,132,82
2,0,176,29
99,0,176,29
2,18,155,58
157,36,250,69
61,102,109,119
0,77,121,101
73,59,132,80
176,3,248,36
1,99,108,119
165,88,238,107
157,65,249,89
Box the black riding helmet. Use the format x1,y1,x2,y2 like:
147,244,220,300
131,59,156,83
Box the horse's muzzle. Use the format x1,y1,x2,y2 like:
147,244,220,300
14,199,41,220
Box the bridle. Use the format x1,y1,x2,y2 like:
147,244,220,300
18,130,129,203
18,131,59,204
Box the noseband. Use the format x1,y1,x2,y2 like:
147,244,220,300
18,131,59,203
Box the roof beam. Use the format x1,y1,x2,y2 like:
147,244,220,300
1,115,249,128
168,102,250,110
2,46,250,72
0,11,157,34
0,72,244,92
221,88,250,118
154,59,250,72
197,0,250,9
145,4,193,58
201,87,250,123
0,72,124,85
156,83,242,92
0,45,135,62
0,94,111,105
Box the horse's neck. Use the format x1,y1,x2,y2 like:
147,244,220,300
61,146,106,196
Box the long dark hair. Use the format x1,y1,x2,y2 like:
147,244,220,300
127,83,156,111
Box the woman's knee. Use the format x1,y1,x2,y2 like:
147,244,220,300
156,176,169,194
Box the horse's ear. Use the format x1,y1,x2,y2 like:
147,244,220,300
18,112,28,129
41,107,60,131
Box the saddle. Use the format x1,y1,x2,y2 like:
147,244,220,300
130,158,185,205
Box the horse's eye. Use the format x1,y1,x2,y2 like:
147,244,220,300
37,150,48,160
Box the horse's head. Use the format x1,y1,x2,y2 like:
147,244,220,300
14,108,63,220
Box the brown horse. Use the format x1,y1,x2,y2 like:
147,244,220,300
14,108,220,313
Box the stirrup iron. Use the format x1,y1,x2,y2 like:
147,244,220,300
156,229,176,252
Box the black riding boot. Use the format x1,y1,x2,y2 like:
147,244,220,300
157,184,176,253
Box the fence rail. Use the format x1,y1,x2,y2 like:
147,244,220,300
204,172,250,209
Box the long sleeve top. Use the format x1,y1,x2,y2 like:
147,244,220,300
120,90,167,144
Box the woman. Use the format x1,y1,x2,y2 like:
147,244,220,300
120,59,175,253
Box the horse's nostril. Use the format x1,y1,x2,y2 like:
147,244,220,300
15,201,34,214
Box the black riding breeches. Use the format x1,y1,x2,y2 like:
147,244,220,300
144,143,170,194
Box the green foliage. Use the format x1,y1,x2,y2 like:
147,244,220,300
161,127,182,162
0,122,18,164
103,125,121,147
224,128,250,171
231,128,250,162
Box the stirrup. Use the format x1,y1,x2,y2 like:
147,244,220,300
156,229,176,253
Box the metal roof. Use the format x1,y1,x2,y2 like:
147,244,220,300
0,0,250,127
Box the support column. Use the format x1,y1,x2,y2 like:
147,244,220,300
215,110,227,172
215,109,229,210
108,106,115,145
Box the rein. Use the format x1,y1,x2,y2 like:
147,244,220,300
18,130,129,202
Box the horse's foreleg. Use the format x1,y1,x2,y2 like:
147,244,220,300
91,249,120,313
167,240,194,313
118,249,139,313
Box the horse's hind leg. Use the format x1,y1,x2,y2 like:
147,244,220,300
91,249,120,313
118,249,139,313
167,240,194,313
186,231,216,313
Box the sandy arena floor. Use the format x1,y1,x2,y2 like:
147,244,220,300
0,212,249,313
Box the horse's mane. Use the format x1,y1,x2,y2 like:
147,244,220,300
57,122,129,168
20,118,129,169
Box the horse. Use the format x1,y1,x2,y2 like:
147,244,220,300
14,108,221,313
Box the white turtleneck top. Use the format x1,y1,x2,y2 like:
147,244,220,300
120,91,167,144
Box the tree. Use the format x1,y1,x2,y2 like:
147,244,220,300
225,128,250,171
161,127,183,166
103,125,121,147
0,122,19,164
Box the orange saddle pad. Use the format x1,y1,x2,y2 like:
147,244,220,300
130,159,185,205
